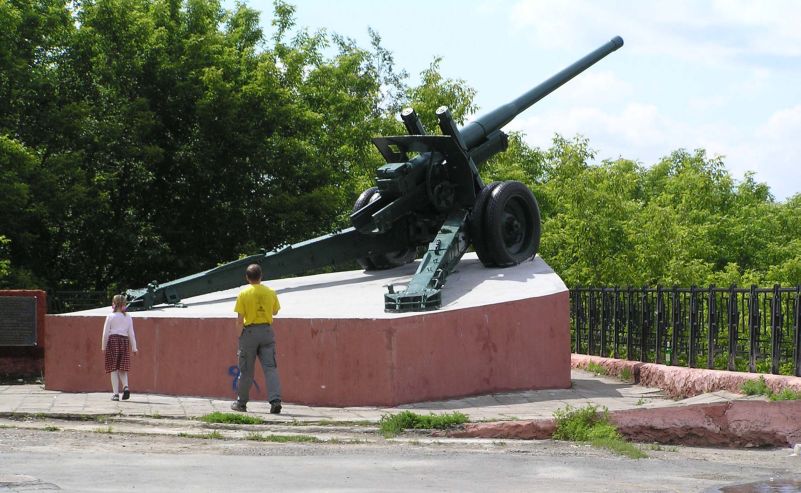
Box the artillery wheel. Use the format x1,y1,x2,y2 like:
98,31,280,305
481,180,541,267
468,181,503,267
351,187,416,270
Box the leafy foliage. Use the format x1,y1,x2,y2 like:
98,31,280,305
0,0,461,292
740,376,801,400
553,404,646,459
1,0,799,297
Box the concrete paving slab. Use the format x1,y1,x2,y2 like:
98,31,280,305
0,369,748,426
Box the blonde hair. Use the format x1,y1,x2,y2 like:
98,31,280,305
112,294,128,314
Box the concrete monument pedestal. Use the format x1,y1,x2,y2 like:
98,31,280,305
45,253,569,406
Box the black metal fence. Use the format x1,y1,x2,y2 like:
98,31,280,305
46,290,108,314
570,285,801,377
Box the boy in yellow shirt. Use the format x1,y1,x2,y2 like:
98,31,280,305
231,263,282,413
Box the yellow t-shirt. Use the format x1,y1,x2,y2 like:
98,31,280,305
234,283,280,326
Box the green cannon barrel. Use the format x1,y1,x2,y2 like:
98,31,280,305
460,36,623,150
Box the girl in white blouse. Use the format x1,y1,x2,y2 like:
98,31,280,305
101,295,138,401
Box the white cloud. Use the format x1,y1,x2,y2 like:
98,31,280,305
508,0,801,63
555,70,633,105
506,101,801,200
507,102,686,162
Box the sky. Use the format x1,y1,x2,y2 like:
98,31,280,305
240,0,801,202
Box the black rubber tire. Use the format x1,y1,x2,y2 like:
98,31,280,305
351,187,416,270
481,180,541,267
468,181,502,267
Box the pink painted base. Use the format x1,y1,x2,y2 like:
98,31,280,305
45,293,569,406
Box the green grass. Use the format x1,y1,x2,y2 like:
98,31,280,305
648,443,678,452
553,404,646,459
740,376,801,400
590,437,647,459
770,388,801,401
307,419,374,427
245,432,319,443
378,411,469,438
326,438,366,444
94,426,113,434
178,431,224,439
741,376,771,396
619,367,633,382
585,362,607,376
43,425,60,432
199,412,265,425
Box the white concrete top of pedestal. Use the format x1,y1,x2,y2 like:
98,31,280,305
68,253,567,319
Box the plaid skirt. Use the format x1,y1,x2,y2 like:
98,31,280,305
104,334,131,373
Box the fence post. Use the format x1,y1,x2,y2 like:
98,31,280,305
572,287,582,353
707,284,716,369
601,288,609,357
626,286,634,361
727,285,738,372
588,288,597,356
749,285,759,373
639,287,647,362
770,284,782,375
795,286,801,377
670,286,680,366
689,285,698,368
613,286,621,359
656,285,664,364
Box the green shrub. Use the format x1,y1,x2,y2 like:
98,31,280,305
740,376,801,400
552,404,645,459
553,404,614,441
379,411,468,437
741,376,770,396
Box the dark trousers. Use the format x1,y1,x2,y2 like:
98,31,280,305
236,324,281,403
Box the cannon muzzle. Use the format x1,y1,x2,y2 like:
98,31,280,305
460,36,624,149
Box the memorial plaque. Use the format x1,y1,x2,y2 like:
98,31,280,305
0,296,37,346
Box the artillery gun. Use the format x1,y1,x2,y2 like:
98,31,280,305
126,36,624,313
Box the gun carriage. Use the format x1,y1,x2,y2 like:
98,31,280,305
126,36,624,313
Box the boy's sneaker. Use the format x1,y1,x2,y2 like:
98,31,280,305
231,400,247,412
269,400,282,414
122,387,130,400
111,394,119,401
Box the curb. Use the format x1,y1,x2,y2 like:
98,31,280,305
571,354,801,398
441,400,801,447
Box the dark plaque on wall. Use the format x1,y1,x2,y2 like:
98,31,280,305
0,296,37,346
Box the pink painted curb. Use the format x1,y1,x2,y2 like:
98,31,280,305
441,355,801,447
571,354,801,398
444,400,801,447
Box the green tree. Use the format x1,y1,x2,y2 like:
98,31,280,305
404,57,477,131
0,235,9,282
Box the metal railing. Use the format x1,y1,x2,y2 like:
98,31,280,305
570,285,801,377
46,290,108,314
